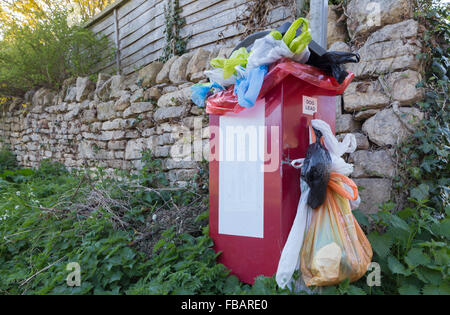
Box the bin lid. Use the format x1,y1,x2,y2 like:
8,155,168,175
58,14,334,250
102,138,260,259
258,58,354,99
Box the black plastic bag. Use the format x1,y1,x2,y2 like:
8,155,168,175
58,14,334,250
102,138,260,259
307,51,360,84
301,128,332,209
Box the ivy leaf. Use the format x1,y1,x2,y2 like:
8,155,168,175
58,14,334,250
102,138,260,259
410,184,430,201
388,256,410,276
398,284,421,295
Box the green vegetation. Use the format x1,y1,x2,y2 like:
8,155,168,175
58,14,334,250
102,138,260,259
160,0,188,62
0,147,18,172
0,8,112,97
0,152,291,294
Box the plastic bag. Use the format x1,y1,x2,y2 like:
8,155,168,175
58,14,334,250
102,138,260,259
205,86,245,115
204,68,236,88
310,119,361,209
190,82,223,107
234,65,268,108
307,51,360,84
300,172,372,286
210,47,250,79
302,126,332,209
246,34,294,70
259,59,355,100
276,119,369,289
282,17,312,55
276,176,313,290
246,18,311,70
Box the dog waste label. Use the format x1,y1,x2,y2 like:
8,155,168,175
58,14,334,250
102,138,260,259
302,96,318,116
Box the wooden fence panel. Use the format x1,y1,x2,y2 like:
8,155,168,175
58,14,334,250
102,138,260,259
87,0,293,75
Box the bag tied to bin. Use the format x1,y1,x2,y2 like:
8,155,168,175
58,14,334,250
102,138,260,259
276,120,372,289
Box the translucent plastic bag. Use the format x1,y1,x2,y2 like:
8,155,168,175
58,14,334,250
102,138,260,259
276,119,368,289
300,172,373,287
246,34,294,70
246,19,311,70
210,47,250,79
234,65,268,108
259,59,355,100
205,86,244,115
282,17,312,55
204,68,236,88
190,82,223,107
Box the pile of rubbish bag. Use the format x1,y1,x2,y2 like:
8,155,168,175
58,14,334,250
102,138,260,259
190,17,360,115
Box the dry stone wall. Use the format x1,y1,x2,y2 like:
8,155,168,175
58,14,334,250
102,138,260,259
0,46,236,187
336,0,425,214
0,0,425,215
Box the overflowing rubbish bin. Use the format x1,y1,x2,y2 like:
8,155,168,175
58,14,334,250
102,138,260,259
191,18,372,287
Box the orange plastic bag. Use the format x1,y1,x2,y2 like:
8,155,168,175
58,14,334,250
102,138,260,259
300,172,373,287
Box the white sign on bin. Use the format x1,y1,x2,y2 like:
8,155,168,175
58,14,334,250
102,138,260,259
218,102,265,238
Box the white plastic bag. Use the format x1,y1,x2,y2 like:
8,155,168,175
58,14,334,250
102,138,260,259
310,119,360,209
275,164,313,290
275,119,358,289
246,34,294,70
291,46,310,64
204,68,236,88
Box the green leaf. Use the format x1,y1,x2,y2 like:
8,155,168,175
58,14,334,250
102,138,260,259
368,232,393,259
391,214,411,232
321,286,339,295
338,278,350,291
416,267,443,285
434,247,450,266
410,184,430,201
346,285,366,295
223,275,240,294
431,218,450,238
353,210,370,228
405,248,431,267
422,283,450,295
388,256,410,276
398,284,421,295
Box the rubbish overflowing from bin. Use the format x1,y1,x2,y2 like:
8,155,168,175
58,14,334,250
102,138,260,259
193,17,372,289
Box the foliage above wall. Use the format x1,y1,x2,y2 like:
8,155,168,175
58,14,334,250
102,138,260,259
0,0,115,25
0,8,112,97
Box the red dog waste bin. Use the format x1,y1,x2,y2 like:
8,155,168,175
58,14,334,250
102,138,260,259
208,59,354,284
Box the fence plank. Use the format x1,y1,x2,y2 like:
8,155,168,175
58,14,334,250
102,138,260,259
114,8,121,74
120,27,164,63
88,0,293,75
119,2,165,41
90,14,115,34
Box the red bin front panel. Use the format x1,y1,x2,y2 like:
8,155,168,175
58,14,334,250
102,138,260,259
209,76,336,284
